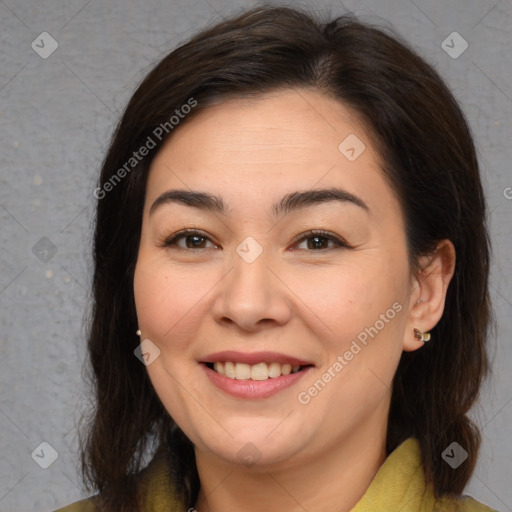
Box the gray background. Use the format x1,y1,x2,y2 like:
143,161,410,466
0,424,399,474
0,0,511,511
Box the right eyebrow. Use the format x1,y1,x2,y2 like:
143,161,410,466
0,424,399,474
149,190,226,217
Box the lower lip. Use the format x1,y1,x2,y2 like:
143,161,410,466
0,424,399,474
201,363,313,399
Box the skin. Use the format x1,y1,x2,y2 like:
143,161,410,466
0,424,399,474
133,88,455,512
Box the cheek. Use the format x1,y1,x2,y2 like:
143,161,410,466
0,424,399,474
288,254,407,393
289,261,399,341
133,253,219,347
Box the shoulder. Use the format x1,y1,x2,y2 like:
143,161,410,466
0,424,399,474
53,496,99,512
350,437,497,512
434,494,498,512
53,445,182,511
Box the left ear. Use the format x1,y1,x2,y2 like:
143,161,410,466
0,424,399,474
402,239,456,352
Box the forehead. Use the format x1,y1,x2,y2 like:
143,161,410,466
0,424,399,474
158,89,371,163
145,88,399,222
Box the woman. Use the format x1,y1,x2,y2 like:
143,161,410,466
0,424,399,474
55,5,496,512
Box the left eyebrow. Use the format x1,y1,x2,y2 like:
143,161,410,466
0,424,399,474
272,188,369,217
148,187,369,217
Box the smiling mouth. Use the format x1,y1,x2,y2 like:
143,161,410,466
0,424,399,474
204,361,313,381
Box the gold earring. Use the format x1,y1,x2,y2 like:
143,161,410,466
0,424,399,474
136,329,141,336
414,328,431,343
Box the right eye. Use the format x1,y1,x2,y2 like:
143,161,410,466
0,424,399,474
161,229,219,250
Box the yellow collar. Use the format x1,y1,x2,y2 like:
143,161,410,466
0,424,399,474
57,437,494,511
139,437,494,511
351,437,494,512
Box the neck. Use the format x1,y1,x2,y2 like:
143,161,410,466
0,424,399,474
192,412,388,512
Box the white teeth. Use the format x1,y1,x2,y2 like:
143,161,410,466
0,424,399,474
210,361,304,380
213,362,225,375
281,363,292,375
224,361,236,379
268,362,281,378
251,363,269,381
235,363,251,379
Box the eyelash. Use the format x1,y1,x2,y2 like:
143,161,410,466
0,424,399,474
159,228,352,252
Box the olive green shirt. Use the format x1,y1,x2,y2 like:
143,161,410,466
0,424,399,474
54,437,496,511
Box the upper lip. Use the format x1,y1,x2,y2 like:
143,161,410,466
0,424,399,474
201,351,314,366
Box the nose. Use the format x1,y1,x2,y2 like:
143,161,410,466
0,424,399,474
211,247,292,332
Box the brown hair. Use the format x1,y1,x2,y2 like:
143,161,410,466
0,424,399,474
79,5,493,510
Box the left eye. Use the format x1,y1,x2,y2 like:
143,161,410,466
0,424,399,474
294,232,346,251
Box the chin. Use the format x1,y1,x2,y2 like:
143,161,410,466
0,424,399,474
191,418,310,467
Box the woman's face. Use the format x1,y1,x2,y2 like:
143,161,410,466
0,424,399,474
134,89,420,468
